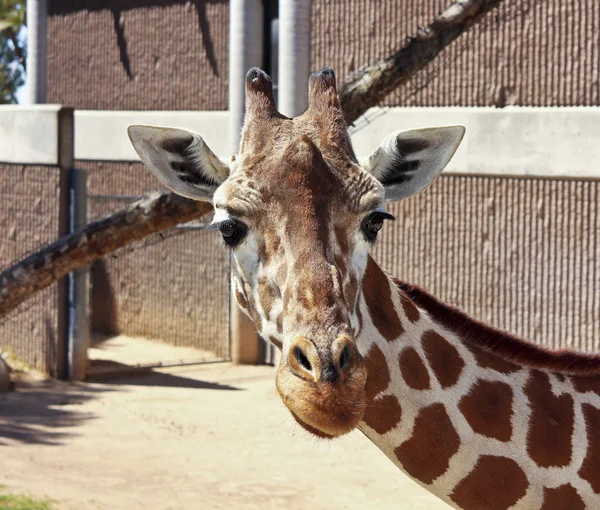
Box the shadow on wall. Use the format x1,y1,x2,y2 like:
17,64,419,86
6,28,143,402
90,259,119,339
49,0,227,79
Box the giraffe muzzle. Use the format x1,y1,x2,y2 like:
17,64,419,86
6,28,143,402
275,335,368,438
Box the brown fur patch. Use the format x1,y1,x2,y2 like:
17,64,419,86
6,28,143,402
459,379,513,442
399,347,430,390
422,330,464,388
362,257,404,342
363,344,391,401
257,276,280,317
572,375,600,397
400,292,420,323
396,280,600,376
395,404,460,484
392,280,420,323
525,371,574,468
579,404,600,493
334,224,349,255
344,274,359,311
362,394,402,435
541,484,585,510
450,456,528,510
235,287,250,314
276,313,283,334
466,344,520,375
268,336,282,350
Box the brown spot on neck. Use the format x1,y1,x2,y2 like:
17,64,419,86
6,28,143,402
466,344,520,375
363,343,391,401
541,485,585,510
579,404,600,493
572,375,600,397
362,395,402,435
525,371,574,468
395,403,460,484
399,347,430,390
459,379,513,442
450,456,528,510
422,330,464,388
392,280,420,323
362,257,404,342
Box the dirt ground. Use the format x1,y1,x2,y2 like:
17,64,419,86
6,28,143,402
0,361,449,510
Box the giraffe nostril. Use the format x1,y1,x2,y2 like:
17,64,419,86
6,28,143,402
294,346,313,372
338,343,353,373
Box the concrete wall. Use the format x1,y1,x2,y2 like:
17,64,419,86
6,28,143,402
48,0,600,109
0,165,63,376
82,160,230,357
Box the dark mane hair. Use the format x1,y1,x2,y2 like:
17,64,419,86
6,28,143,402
395,279,600,377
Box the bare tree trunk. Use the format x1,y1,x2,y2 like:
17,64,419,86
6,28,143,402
0,0,501,321
340,0,503,125
0,192,212,319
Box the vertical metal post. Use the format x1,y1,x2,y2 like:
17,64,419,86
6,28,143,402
67,169,89,380
56,108,73,379
229,0,265,364
56,107,89,380
278,0,312,118
26,0,48,104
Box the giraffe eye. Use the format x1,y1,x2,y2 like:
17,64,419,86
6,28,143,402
218,219,247,247
361,211,395,243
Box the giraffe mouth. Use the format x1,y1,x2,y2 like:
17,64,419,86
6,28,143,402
275,360,368,438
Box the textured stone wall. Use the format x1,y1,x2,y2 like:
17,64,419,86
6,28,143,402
48,0,229,110
47,0,600,109
82,160,230,357
373,176,600,352
312,0,600,107
0,165,63,376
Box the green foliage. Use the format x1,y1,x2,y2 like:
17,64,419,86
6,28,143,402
0,0,26,104
0,1,25,32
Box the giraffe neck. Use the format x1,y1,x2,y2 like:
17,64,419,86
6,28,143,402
355,256,600,509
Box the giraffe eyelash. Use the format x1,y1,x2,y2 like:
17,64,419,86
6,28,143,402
206,218,248,247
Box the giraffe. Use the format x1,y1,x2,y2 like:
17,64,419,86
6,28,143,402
127,67,600,509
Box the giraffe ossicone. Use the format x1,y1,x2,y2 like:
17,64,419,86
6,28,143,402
128,67,600,509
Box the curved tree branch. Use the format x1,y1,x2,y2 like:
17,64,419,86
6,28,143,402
0,192,212,319
340,0,503,125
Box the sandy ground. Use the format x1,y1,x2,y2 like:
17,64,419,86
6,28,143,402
89,333,224,368
0,362,450,510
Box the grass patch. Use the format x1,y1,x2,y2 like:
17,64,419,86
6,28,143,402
0,491,56,510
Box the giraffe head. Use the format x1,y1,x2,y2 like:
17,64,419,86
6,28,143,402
128,67,464,438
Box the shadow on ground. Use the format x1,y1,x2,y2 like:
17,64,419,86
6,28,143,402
87,360,241,391
0,362,240,446
0,381,106,446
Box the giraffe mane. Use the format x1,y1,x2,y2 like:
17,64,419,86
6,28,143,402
394,279,600,377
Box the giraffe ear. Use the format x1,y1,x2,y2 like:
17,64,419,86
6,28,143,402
362,126,465,202
127,125,230,202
